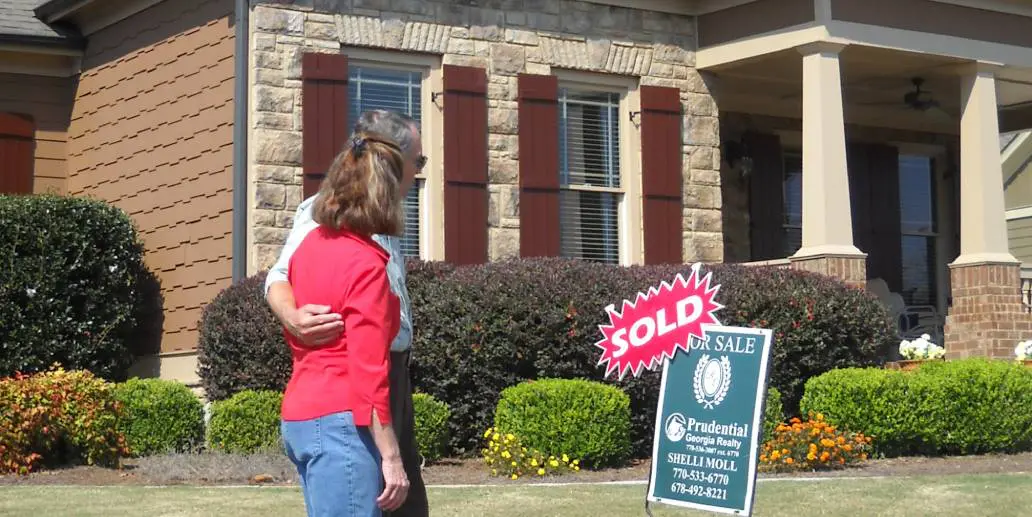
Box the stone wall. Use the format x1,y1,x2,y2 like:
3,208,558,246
247,0,722,271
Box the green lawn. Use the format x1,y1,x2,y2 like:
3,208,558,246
1,474,1029,516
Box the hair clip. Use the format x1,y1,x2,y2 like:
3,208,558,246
351,136,368,156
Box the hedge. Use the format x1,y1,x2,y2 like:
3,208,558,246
800,358,1032,457
114,378,205,457
762,387,784,444
207,390,283,454
0,367,127,474
196,258,894,458
197,272,290,401
409,258,894,456
413,393,450,464
494,379,631,469
0,194,162,380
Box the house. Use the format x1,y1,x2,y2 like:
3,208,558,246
2,0,1031,386
1001,129,1032,314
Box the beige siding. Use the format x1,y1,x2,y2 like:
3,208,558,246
68,0,235,353
1006,161,1032,210
0,73,75,194
1008,217,1032,264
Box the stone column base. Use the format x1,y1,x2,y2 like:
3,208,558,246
789,254,868,288
945,262,1032,359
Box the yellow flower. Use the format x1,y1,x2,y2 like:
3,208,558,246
493,433,501,442
511,461,517,467
770,451,781,460
816,413,824,421
511,473,518,480
506,434,515,442
502,451,511,459
562,454,569,463
484,429,492,438
806,452,816,461
842,444,853,452
530,458,538,467
549,460,559,468
572,459,579,466
573,466,580,471
491,469,497,476
836,436,846,445
537,468,545,476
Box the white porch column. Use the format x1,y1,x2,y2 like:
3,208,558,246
953,62,1019,265
794,42,862,258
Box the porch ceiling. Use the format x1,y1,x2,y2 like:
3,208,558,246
708,45,1032,134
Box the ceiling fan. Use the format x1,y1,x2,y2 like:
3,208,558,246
853,76,954,122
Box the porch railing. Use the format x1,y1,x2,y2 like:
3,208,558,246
1022,265,1032,314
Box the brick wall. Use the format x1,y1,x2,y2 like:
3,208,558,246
67,0,236,353
945,262,1032,358
248,0,723,269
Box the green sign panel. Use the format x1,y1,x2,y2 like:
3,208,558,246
647,325,773,516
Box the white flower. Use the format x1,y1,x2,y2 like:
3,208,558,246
108,265,118,273
25,288,36,297
1016,340,1032,361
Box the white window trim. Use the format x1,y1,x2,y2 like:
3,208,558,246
343,48,445,261
553,69,643,266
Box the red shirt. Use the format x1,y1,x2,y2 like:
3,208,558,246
281,227,398,426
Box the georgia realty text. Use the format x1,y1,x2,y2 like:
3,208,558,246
676,418,749,450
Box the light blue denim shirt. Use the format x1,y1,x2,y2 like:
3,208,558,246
264,195,413,352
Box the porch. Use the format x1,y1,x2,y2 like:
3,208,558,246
698,2,1032,358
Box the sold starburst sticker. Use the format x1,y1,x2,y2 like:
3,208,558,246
596,264,723,380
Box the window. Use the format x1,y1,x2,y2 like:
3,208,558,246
899,155,938,307
782,152,803,256
558,88,623,264
347,65,424,258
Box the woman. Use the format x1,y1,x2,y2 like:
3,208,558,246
280,132,410,517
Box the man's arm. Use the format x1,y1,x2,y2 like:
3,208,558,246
265,197,343,346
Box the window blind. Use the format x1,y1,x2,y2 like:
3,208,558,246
558,88,621,264
348,65,423,258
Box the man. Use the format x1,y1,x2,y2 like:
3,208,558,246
265,109,429,517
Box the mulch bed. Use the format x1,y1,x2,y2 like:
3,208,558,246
2,452,1030,487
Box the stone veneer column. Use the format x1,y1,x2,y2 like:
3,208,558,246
788,42,866,287
246,0,724,270
945,63,1031,358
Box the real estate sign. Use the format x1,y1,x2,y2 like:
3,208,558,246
646,326,773,516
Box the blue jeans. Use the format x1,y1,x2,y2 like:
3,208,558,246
282,412,382,517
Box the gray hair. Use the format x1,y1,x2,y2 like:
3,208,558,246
352,110,420,154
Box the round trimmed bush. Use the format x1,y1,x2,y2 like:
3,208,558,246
413,393,450,464
0,194,161,380
207,390,283,454
762,387,784,444
115,378,204,456
197,272,290,401
801,358,1032,457
494,378,631,468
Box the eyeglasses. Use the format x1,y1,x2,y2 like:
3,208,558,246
415,155,427,171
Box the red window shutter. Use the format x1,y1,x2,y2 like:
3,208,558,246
443,64,488,265
640,85,683,265
301,53,349,200
517,73,560,257
744,132,785,261
0,113,35,195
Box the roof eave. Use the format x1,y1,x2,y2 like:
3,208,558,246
0,33,86,53
34,0,97,24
